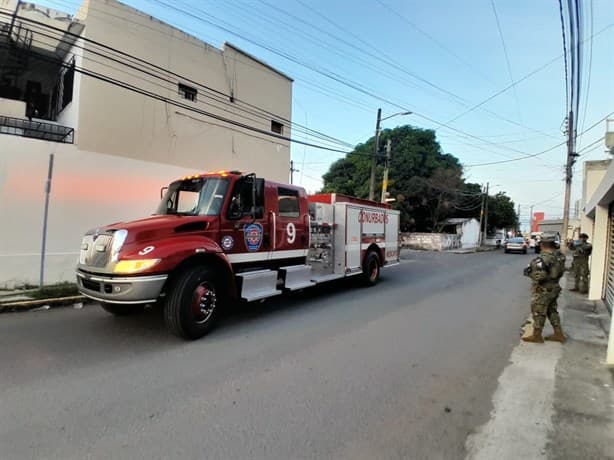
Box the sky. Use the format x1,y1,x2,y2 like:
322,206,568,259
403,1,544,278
34,0,614,229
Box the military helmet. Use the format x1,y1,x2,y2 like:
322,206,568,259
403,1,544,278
540,233,557,243
579,233,589,239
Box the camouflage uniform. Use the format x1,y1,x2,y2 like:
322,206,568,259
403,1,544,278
571,240,592,293
527,249,566,330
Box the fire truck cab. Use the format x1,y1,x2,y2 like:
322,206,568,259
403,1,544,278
76,171,400,339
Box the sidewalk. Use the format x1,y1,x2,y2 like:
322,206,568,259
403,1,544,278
466,269,614,459
0,283,84,312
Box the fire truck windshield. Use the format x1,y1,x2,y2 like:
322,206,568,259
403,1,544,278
156,178,229,216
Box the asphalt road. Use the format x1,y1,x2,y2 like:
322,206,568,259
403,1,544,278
0,250,534,460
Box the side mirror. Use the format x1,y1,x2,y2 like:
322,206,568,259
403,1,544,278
160,186,168,199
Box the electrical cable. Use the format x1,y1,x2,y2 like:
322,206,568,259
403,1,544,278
0,8,356,151
466,112,613,167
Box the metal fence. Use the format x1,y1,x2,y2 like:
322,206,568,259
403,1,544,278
0,116,74,144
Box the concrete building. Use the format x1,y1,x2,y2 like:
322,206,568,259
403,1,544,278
0,0,293,286
581,158,614,365
441,218,480,248
531,211,544,233
537,218,580,240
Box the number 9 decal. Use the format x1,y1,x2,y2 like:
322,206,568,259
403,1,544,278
286,223,296,244
138,245,155,256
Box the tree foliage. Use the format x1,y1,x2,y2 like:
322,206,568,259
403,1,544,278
321,125,517,232
486,192,518,233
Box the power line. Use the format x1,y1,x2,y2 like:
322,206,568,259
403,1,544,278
578,0,594,149
138,0,578,161
578,136,605,158
374,0,495,84
0,17,354,154
558,0,570,113
441,20,613,128
490,0,524,139
466,112,613,167
9,3,356,150
0,8,357,152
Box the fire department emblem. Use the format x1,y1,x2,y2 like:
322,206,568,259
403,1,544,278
244,223,263,252
221,235,234,251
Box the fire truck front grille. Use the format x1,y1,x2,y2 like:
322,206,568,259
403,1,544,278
81,277,101,292
81,234,113,268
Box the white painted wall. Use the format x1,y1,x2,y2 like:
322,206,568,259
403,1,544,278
0,0,295,286
460,219,480,248
582,160,610,237
0,136,195,287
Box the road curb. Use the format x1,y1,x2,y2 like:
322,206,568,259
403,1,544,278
0,295,86,313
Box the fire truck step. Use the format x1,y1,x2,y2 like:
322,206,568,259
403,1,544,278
236,269,282,302
310,273,346,283
279,265,317,291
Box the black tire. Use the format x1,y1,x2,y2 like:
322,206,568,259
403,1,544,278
504,249,509,254
164,265,221,340
362,251,381,287
100,302,145,316
523,249,527,254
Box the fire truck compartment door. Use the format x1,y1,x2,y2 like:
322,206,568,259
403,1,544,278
345,206,362,271
385,211,400,263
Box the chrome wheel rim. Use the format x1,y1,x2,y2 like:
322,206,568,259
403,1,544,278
192,282,217,325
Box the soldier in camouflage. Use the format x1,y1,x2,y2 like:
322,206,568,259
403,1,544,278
522,234,567,343
569,233,592,294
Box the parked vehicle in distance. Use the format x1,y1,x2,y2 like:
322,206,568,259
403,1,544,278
504,237,528,254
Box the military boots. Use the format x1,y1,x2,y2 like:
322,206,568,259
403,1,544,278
544,326,566,343
522,328,544,343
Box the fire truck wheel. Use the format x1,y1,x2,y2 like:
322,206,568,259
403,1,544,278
362,251,381,286
100,302,145,316
164,266,220,340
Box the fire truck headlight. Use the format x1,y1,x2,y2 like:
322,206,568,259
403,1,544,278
110,229,128,263
113,259,160,274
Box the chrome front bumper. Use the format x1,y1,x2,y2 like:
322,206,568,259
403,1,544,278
76,270,168,304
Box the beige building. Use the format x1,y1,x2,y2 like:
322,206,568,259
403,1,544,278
0,0,293,286
581,158,614,365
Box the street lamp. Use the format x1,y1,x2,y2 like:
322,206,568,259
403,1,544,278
368,109,412,201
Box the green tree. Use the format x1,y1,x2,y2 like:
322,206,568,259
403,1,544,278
322,125,474,231
486,192,518,233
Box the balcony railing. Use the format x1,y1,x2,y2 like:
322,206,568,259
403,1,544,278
0,116,74,143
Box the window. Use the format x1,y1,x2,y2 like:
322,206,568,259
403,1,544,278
61,59,75,108
157,178,229,216
278,187,299,218
271,120,283,135
53,57,75,117
227,178,265,219
178,83,197,102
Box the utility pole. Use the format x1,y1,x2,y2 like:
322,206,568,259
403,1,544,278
39,152,54,288
517,204,521,236
380,139,392,203
483,182,490,244
478,184,486,246
289,160,299,185
368,108,382,201
529,205,534,233
562,110,577,253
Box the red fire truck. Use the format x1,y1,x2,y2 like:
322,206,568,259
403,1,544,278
76,171,400,339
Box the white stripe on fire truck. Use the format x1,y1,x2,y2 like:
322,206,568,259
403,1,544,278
225,249,309,264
